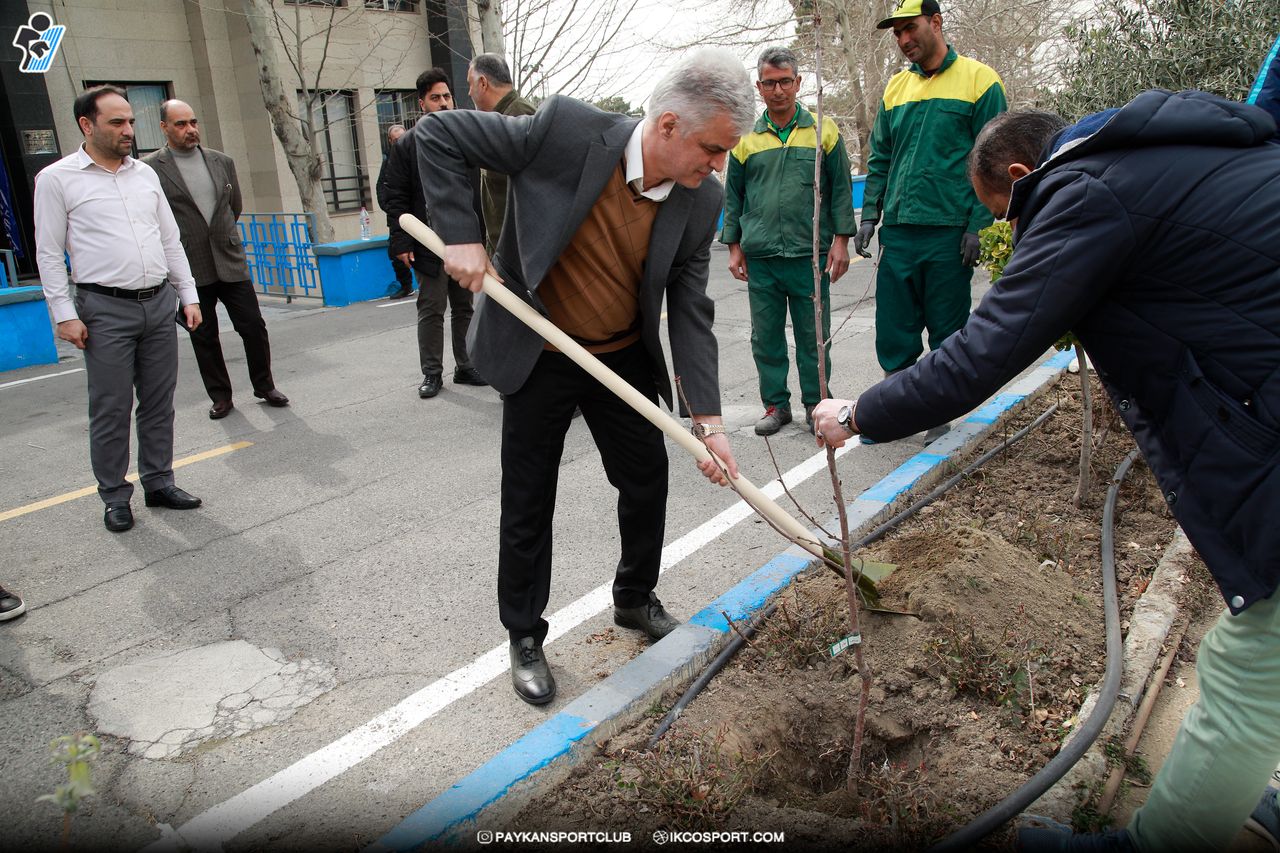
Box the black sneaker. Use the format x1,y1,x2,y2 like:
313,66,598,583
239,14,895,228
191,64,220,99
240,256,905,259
453,367,489,387
0,585,26,622
389,286,413,300
613,592,681,641
418,374,443,398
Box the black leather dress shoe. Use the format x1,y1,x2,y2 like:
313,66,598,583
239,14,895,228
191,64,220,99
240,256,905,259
209,399,234,420
389,286,413,299
144,486,202,510
509,637,556,705
104,503,134,532
452,366,489,387
255,388,290,407
613,592,681,641
418,374,443,398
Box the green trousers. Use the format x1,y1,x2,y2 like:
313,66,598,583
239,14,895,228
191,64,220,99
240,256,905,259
1129,591,1280,851
747,255,831,409
874,224,974,373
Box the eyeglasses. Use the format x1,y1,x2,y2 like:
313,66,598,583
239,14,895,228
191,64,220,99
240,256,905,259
757,78,796,91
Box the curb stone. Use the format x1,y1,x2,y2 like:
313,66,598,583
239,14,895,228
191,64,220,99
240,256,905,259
367,349,1078,852
1027,528,1196,822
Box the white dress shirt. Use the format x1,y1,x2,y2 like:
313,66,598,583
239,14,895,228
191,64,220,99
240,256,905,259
623,121,675,202
34,145,198,324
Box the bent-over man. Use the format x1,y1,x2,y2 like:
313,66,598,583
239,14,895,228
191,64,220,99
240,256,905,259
420,48,754,705
813,92,1280,853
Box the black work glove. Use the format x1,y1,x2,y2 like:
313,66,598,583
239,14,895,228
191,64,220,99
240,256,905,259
960,231,981,267
853,220,877,258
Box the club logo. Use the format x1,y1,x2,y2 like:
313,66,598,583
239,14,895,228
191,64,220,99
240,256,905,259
13,13,66,74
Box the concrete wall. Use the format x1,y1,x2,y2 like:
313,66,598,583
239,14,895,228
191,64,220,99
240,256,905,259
30,0,467,243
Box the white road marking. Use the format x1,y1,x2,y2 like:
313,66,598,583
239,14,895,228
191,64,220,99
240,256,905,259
375,296,418,308
0,367,83,390
147,442,852,852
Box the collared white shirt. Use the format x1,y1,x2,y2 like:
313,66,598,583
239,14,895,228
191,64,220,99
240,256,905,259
623,121,675,202
34,145,198,323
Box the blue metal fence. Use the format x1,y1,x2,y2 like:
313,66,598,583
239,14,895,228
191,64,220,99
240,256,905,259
239,213,320,301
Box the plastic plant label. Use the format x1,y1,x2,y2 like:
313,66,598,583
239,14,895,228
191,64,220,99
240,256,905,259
829,633,862,658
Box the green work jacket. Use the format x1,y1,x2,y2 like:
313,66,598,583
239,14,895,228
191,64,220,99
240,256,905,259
862,47,1007,233
721,105,856,259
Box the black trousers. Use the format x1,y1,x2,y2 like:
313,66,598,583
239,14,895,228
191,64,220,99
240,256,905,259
499,343,668,643
188,279,274,402
390,253,413,290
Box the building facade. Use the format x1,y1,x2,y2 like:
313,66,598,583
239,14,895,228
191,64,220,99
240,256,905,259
0,0,480,279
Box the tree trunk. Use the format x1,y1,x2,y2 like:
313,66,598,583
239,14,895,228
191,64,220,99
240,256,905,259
476,0,505,55
1071,344,1093,508
242,0,336,244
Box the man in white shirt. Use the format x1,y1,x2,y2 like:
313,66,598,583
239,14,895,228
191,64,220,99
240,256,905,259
34,85,204,533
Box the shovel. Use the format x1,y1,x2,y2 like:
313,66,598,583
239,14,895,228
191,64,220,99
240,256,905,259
398,214,881,605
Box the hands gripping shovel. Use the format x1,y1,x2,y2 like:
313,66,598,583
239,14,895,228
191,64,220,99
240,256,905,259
398,214,881,605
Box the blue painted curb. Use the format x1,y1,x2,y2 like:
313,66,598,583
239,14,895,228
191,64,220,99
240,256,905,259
369,348,1075,852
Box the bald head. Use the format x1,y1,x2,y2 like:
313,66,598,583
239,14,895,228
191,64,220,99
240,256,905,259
160,99,200,151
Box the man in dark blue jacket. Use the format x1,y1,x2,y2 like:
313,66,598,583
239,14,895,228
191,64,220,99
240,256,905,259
813,90,1280,851
1250,32,1280,132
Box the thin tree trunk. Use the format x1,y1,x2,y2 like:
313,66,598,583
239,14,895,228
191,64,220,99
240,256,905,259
477,0,505,54
811,4,870,797
1072,343,1093,507
242,0,336,244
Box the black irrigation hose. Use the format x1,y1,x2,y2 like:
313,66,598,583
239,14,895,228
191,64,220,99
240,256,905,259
930,448,1140,853
648,402,1061,750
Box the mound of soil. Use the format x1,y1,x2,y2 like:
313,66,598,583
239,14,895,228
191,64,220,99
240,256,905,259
512,376,1213,850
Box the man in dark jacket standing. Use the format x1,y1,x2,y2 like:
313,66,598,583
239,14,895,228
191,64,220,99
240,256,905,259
383,68,488,398
813,90,1280,851
145,99,288,419
377,123,414,299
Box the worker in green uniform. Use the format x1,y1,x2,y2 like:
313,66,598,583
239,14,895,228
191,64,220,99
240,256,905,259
722,46,856,437
854,0,1006,443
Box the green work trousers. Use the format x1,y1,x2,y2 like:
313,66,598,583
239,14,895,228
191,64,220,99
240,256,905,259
1128,591,1280,851
747,255,831,410
874,224,974,373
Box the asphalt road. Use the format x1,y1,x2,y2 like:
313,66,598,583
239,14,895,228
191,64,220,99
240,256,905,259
0,246,990,851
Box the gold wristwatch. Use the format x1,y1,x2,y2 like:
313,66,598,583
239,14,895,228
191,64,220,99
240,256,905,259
692,422,727,438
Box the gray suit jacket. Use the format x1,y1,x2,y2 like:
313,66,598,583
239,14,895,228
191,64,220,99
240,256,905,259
143,146,250,287
418,95,723,415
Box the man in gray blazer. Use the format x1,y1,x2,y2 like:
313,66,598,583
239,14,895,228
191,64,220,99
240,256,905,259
145,100,288,420
420,48,755,705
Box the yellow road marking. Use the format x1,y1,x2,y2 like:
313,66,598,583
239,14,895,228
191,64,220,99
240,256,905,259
0,441,253,523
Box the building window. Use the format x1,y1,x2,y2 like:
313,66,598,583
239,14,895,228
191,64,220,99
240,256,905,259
303,90,368,212
84,81,170,156
365,0,419,10
375,89,419,155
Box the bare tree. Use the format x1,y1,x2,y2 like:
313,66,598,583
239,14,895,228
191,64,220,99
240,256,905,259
493,0,646,100
240,0,422,243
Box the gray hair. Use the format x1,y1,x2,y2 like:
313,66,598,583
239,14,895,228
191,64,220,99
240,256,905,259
757,46,798,78
386,123,407,145
647,47,756,136
470,53,513,87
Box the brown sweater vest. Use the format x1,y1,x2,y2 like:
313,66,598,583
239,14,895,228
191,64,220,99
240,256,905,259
538,163,659,353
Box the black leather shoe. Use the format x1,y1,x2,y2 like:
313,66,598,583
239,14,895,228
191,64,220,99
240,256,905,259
209,399,234,420
104,502,134,532
255,388,290,407
144,486,202,510
453,367,489,387
418,374,442,398
389,286,413,299
509,637,556,705
613,592,681,641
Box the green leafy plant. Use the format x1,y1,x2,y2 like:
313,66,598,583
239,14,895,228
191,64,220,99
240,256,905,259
978,221,1014,283
37,732,101,849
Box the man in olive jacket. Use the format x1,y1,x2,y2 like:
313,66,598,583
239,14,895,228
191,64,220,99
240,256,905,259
814,90,1280,853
